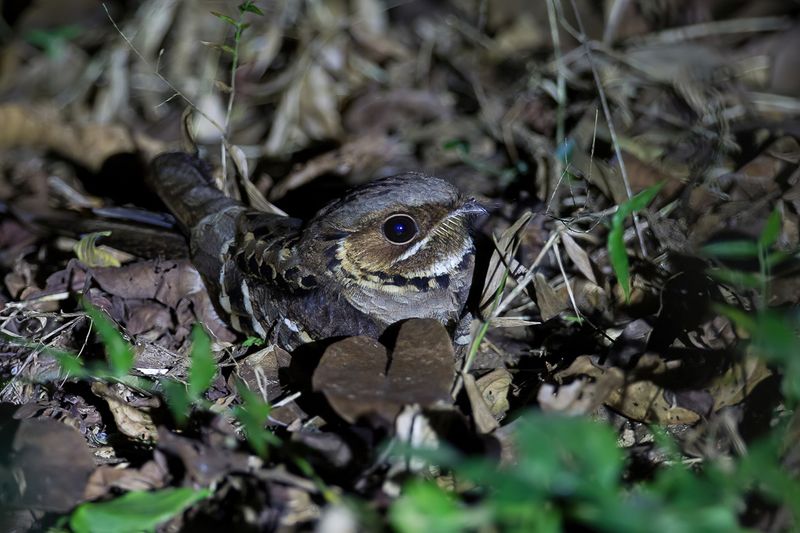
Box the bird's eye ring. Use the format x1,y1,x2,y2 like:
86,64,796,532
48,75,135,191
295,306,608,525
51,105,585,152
382,214,418,245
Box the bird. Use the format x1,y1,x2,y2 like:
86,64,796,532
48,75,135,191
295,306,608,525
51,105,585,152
147,152,484,349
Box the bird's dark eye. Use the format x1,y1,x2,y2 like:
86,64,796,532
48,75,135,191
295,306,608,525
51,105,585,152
382,214,418,244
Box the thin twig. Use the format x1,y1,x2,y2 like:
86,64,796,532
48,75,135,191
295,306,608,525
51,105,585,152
492,230,561,318
567,0,647,257
101,2,227,137
544,0,567,216
546,0,566,149
553,238,582,323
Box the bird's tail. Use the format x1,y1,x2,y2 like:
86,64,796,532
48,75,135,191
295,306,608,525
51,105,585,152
2,200,189,258
147,152,240,232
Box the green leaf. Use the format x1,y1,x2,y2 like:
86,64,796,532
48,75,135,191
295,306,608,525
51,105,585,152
50,350,88,378
83,303,134,377
239,1,264,15
621,181,665,214
717,306,800,400
24,25,82,57
441,139,469,153
715,304,757,332
390,480,483,533
232,382,277,457
188,324,216,400
607,220,630,303
758,209,782,249
702,240,760,259
73,231,121,268
764,250,792,269
242,336,265,348
162,379,191,426
514,414,623,495
707,268,763,289
739,437,800,518
211,12,238,26
607,182,665,303
70,488,211,533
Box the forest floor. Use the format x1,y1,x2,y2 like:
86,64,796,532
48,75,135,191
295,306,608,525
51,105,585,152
1,1,800,531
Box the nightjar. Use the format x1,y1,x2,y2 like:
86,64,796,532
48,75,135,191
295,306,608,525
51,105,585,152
148,152,483,349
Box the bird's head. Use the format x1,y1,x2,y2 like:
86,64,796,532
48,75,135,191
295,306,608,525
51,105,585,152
304,173,484,294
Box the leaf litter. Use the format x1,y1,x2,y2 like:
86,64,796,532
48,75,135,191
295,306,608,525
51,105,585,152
0,0,800,531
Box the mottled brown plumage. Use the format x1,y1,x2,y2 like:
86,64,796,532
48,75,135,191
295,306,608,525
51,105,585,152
148,152,482,349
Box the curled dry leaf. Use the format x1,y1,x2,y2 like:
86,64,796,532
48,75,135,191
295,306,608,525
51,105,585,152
475,368,513,417
607,381,701,425
488,316,541,328
538,379,596,415
389,404,441,477
312,319,455,424
73,231,122,268
84,460,167,500
91,382,158,441
708,355,772,412
463,373,500,434
266,63,343,155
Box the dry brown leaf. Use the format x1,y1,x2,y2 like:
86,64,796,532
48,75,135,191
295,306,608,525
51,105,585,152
463,373,499,434
607,381,701,425
392,404,441,475
84,460,167,500
157,427,254,486
0,104,164,171
234,344,292,404
300,64,343,140
708,355,772,412
4,417,96,512
488,317,541,328
561,232,597,284
270,135,396,201
312,319,455,424
91,382,158,441
555,355,700,425
538,380,596,415
490,14,546,58
475,368,513,417
533,273,567,321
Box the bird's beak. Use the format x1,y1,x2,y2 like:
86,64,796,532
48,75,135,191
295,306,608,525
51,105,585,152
457,199,488,218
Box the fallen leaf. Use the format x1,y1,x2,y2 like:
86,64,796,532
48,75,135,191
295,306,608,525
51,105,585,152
538,380,596,415
463,373,499,434
91,382,158,441
313,319,455,424
475,369,513,417
708,355,772,412
73,231,121,268
561,232,597,284
84,460,167,500
3,415,95,512
157,427,254,486
534,273,567,321
555,355,701,425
